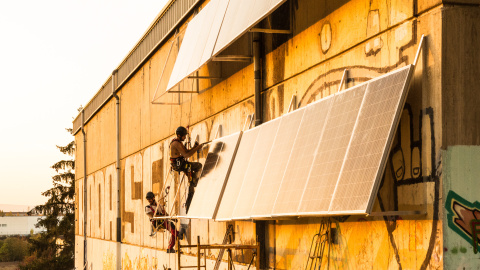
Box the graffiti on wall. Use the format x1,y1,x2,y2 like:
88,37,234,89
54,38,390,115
376,104,441,269
445,190,480,250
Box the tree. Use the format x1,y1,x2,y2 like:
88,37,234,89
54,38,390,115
0,237,29,262
20,131,75,270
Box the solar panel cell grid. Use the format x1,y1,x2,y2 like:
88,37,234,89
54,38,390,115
329,66,411,213
297,84,367,215
231,118,282,219
251,108,306,217
272,97,334,216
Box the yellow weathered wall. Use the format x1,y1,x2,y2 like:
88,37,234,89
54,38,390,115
74,0,480,269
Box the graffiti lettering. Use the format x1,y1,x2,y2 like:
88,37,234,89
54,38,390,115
445,190,480,250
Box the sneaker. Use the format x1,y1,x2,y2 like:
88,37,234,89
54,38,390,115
166,248,175,253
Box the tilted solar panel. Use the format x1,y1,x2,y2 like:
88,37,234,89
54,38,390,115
329,65,412,214
251,108,306,218
186,0,218,76
297,84,367,216
272,96,334,216
199,0,230,66
215,127,261,221
213,0,287,56
187,132,242,219
166,9,204,91
231,118,282,220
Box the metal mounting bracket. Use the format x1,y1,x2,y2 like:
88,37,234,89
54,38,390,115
287,95,297,113
212,55,252,62
250,28,291,34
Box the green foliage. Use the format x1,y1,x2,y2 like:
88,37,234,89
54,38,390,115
0,237,30,262
20,134,75,270
0,211,4,217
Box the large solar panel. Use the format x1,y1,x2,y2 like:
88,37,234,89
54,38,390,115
185,1,216,76
166,0,287,92
187,132,242,219
297,84,367,215
272,96,334,216
231,118,282,219
199,0,230,66
251,108,306,218
166,11,204,91
166,0,229,91
329,65,413,214
215,127,261,221
213,0,287,56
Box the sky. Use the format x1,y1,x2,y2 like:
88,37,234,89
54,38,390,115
0,0,169,206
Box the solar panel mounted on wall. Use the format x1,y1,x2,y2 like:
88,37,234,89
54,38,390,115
213,0,287,56
166,0,230,92
199,0,230,66
231,118,282,220
166,9,204,91
272,96,334,216
215,127,261,221
185,0,219,76
186,132,242,219
329,65,413,214
297,84,368,216
251,108,306,218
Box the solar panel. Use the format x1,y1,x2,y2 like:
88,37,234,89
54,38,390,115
329,65,412,214
231,118,282,219
166,0,286,92
251,108,306,218
186,1,216,76
272,96,334,216
187,132,242,219
213,0,287,56
199,0,230,66
166,11,204,91
297,84,367,215
215,127,261,221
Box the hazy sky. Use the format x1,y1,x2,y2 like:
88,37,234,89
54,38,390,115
0,0,168,206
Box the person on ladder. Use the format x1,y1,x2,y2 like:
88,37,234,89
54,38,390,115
145,191,181,253
169,126,204,213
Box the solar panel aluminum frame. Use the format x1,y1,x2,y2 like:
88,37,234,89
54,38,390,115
186,131,243,219
362,65,414,215
326,65,414,216
291,65,413,218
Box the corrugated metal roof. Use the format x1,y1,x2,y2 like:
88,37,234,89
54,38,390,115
73,0,201,135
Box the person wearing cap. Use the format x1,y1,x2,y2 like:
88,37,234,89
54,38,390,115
145,191,180,253
170,126,204,212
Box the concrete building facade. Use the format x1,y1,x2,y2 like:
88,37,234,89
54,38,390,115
73,0,480,269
